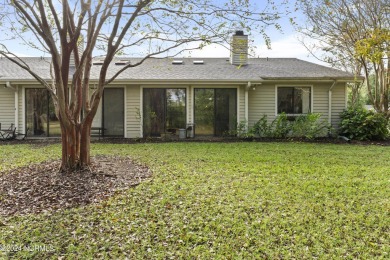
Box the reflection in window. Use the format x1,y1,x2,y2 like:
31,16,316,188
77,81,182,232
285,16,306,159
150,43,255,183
277,87,311,114
143,88,186,137
103,88,124,136
26,89,60,137
194,88,237,136
166,89,186,130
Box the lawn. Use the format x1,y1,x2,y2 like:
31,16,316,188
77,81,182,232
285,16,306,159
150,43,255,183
0,142,389,259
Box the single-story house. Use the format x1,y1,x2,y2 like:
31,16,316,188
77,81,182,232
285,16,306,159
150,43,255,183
0,32,359,138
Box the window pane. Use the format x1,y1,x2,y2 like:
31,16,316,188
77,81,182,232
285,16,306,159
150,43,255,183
103,88,124,136
277,87,294,114
278,87,311,114
195,88,237,136
300,87,311,113
48,95,61,136
143,89,165,137
215,89,237,135
26,89,48,136
194,89,215,135
143,88,186,137
166,89,186,130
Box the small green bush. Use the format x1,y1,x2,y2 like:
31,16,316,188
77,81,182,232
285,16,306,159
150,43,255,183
271,113,290,138
251,115,271,137
290,113,330,140
229,120,254,139
251,113,290,138
251,113,329,139
339,107,389,140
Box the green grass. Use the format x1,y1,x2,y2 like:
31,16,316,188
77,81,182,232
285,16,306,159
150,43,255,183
0,142,389,259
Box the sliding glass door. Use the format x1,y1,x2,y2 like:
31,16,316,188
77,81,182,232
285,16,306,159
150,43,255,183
25,89,61,137
194,89,214,135
143,88,186,137
194,88,237,136
103,88,124,136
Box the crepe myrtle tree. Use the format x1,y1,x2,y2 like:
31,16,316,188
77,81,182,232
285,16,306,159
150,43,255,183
0,0,287,171
297,0,390,112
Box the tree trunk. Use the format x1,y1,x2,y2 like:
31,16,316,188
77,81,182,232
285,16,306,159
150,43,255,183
80,119,92,166
59,119,93,172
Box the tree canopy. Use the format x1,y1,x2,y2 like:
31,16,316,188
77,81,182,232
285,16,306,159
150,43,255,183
298,0,390,112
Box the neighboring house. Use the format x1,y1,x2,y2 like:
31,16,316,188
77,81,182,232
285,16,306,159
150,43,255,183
0,31,360,138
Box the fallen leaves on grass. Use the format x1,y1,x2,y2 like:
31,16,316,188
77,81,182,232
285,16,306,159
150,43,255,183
0,155,151,217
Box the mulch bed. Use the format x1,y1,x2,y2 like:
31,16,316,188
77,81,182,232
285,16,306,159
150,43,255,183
0,155,151,217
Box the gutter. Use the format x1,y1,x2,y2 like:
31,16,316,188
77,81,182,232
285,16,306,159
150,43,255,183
4,82,19,131
15,85,19,131
328,80,337,126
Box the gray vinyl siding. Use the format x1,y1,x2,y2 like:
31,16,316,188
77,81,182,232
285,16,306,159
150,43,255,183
126,85,141,138
312,82,346,129
248,84,276,126
312,83,329,121
331,83,347,129
0,87,15,129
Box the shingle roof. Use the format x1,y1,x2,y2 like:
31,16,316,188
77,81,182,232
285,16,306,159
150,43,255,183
0,57,358,82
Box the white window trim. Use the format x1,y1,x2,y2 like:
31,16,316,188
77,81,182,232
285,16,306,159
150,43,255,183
275,85,314,116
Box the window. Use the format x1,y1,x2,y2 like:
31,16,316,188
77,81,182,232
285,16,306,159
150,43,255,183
277,87,311,114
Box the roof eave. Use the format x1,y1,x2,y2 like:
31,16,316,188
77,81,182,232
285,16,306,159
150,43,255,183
261,77,364,82
0,76,364,85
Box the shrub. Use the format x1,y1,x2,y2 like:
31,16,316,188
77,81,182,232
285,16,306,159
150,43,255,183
224,120,255,139
251,113,330,139
251,115,271,137
339,107,389,140
290,113,330,140
251,114,290,138
270,113,290,138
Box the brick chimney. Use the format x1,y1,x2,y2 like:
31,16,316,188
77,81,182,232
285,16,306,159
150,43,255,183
230,30,248,66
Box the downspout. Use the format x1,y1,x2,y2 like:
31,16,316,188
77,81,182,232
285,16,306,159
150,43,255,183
245,82,251,130
328,80,337,126
6,82,18,131
15,85,19,132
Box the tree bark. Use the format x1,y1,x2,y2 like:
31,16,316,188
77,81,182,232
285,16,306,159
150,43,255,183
80,119,92,166
59,119,92,172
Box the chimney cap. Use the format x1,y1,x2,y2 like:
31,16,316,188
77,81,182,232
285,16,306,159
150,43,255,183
235,30,245,36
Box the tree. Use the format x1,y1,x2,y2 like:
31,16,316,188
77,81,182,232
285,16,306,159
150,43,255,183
297,0,390,112
0,0,287,171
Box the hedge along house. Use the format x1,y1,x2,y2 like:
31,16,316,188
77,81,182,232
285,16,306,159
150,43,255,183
0,31,360,138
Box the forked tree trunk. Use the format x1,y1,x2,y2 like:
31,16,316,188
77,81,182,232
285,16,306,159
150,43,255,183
59,119,93,172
